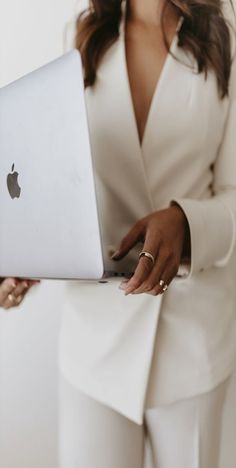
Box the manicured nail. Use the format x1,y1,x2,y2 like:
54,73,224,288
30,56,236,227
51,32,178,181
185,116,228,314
111,250,120,260
124,288,133,296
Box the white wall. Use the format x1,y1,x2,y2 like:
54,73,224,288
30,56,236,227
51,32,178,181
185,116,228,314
0,1,86,467
0,1,235,467
0,282,64,468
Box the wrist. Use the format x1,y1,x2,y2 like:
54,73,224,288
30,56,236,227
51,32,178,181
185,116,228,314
170,204,191,259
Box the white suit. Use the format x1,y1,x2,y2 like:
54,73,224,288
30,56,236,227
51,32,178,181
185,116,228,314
59,0,236,425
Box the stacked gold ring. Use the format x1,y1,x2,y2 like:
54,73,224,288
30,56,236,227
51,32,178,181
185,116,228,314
159,279,168,292
8,293,22,303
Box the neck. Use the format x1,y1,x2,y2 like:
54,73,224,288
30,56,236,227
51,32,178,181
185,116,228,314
128,0,165,25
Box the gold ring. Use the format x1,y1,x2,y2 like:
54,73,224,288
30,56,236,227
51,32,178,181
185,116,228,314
139,251,155,265
159,279,168,292
8,293,16,302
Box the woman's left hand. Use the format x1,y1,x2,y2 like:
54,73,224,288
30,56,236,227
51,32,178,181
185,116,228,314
112,205,190,296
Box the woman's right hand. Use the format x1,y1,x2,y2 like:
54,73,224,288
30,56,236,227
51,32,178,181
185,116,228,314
0,277,40,310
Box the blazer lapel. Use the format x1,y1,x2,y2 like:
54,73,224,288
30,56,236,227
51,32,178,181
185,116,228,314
85,14,155,211
117,3,195,210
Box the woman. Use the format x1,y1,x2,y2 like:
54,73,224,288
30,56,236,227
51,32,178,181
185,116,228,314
1,0,236,466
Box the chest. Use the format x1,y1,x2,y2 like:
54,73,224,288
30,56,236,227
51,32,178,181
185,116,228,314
125,22,177,145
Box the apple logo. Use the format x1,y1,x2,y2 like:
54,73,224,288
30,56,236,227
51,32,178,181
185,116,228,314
7,163,21,199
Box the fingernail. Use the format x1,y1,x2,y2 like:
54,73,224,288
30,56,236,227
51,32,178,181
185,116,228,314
23,281,29,288
111,250,120,260
124,288,133,296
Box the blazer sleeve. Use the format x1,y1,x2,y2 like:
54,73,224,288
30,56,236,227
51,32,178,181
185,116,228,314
170,22,236,279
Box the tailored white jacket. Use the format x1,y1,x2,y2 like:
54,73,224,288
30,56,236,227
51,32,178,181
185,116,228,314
59,0,236,424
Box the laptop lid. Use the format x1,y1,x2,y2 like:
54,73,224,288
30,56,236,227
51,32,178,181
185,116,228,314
0,50,104,280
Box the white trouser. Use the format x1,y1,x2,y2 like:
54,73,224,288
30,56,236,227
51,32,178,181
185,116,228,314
59,374,232,468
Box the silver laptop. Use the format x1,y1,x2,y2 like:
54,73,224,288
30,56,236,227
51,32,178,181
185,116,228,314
0,50,111,280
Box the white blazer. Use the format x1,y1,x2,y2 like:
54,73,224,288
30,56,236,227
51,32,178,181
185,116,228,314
59,0,236,424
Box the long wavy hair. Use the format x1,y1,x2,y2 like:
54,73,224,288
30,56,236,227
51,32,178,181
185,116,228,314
75,0,235,98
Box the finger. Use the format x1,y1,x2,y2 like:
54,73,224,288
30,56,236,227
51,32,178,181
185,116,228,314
11,280,30,299
2,280,32,310
148,262,177,296
112,221,145,261
136,239,179,292
123,232,160,295
135,247,168,294
127,257,155,294
17,278,40,285
0,278,18,304
3,292,25,310
119,279,129,290
23,279,40,285
157,263,178,295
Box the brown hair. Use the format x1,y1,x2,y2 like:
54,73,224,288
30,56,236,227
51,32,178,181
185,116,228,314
75,0,235,98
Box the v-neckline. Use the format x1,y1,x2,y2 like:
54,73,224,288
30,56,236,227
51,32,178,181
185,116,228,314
120,2,184,151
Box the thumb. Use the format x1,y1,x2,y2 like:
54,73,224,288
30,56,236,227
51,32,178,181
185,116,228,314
112,222,144,261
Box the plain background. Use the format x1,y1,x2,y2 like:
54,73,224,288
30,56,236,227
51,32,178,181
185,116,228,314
0,1,235,467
